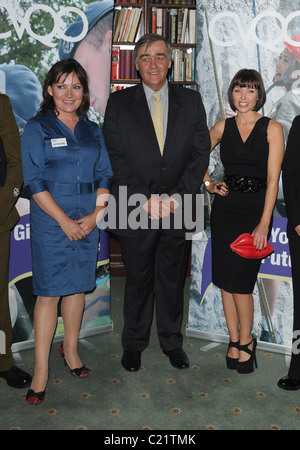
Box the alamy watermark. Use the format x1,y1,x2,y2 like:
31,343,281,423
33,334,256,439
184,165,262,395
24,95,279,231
96,187,205,240
292,331,300,355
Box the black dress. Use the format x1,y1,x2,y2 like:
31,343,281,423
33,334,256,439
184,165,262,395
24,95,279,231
210,116,270,294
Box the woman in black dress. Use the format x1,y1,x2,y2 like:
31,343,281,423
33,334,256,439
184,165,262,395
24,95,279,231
203,69,284,373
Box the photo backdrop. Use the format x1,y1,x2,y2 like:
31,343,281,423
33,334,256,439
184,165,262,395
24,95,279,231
188,0,300,354
0,0,113,350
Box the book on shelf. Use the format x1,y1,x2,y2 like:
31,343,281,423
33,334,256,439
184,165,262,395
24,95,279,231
151,7,157,33
188,9,196,44
113,7,142,43
111,46,138,81
119,8,133,42
181,7,188,43
156,7,162,35
169,9,177,43
111,46,120,80
151,7,196,44
128,8,142,42
113,8,125,41
177,8,183,43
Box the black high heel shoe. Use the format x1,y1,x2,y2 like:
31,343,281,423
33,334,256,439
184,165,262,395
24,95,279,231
226,340,239,370
59,344,90,378
236,336,258,374
26,371,49,405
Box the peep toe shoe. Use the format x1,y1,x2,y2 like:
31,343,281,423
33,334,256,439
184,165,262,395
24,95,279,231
59,344,90,378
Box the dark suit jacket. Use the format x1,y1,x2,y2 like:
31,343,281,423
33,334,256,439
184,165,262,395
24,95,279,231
282,115,300,230
103,82,210,237
0,94,23,233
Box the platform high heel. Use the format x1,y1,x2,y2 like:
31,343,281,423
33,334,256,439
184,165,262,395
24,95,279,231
226,340,239,370
59,343,90,378
236,336,257,374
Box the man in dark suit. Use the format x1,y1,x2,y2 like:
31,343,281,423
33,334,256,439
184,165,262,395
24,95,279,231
103,34,210,371
279,115,300,390
0,93,32,388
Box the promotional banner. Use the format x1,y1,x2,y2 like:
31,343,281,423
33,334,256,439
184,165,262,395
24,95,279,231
188,0,300,353
1,0,114,349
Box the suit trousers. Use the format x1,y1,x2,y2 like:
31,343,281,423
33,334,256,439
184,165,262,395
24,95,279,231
0,230,15,371
119,230,191,353
287,226,300,380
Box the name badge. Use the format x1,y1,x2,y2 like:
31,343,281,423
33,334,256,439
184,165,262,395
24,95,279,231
51,138,67,148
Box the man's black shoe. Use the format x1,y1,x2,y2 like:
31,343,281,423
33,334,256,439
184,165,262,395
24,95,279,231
0,365,32,389
164,349,189,369
278,375,300,390
121,351,141,372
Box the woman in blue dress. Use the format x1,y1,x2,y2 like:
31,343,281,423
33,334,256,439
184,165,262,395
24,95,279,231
21,59,113,404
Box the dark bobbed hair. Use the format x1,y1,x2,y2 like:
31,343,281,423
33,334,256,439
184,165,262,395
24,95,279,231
38,59,90,116
228,69,266,112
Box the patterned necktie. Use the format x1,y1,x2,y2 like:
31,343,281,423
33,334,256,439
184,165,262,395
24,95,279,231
152,93,164,155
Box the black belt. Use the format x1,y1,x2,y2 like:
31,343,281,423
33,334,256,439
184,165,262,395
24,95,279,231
224,175,267,193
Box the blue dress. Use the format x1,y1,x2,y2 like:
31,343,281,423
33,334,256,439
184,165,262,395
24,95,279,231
21,110,113,297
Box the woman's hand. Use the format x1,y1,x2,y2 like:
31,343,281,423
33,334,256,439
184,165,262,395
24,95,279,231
206,181,228,196
76,213,97,236
252,222,269,251
295,224,300,237
32,191,87,241
60,216,87,241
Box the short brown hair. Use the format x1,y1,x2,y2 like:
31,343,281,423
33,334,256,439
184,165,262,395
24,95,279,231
39,59,90,116
228,69,266,112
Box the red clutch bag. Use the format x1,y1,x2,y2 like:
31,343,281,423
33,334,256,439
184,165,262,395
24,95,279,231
230,233,274,259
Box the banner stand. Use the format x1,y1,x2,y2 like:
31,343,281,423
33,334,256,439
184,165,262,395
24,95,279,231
186,327,292,356
11,323,113,369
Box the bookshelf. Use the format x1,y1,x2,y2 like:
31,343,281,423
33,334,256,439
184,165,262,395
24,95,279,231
111,0,197,88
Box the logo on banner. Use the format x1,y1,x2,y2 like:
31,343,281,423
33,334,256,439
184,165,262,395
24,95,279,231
209,10,300,52
260,217,291,278
0,2,88,48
